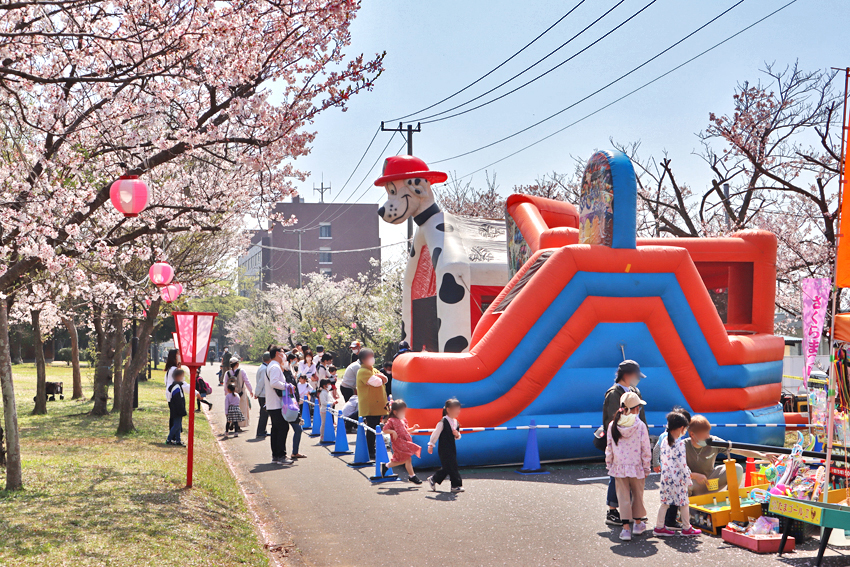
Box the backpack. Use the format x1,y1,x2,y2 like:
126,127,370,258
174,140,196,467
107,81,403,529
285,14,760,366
197,377,212,395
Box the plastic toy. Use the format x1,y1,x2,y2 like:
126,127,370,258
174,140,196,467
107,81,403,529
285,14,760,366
392,150,786,466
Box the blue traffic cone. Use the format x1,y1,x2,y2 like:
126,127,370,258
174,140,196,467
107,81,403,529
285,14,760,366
348,417,372,468
516,420,549,475
330,410,353,455
370,425,399,483
320,405,335,444
309,399,321,437
302,401,312,429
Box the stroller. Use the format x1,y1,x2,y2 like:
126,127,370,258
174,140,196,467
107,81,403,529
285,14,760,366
33,381,64,402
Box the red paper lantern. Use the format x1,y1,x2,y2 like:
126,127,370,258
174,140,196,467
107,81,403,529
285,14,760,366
109,175,149,217
148,262,174,286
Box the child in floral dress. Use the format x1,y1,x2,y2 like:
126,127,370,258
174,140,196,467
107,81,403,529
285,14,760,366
381,399,422,484
605,392,652,541
654,411,701,537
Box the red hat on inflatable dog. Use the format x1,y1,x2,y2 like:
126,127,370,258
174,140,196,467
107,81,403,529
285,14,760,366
373,155,448,186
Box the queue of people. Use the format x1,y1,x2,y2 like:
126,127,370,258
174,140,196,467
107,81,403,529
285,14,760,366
599,359,776,541
163,339,464,492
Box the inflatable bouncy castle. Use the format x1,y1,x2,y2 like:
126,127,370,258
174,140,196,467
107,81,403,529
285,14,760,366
392,150,786,467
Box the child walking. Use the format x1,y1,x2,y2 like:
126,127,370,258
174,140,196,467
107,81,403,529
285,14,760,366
166,368,188,446
318,378,333,435
427,398,464,493
654,411,702,537
606,392,651,541
225,383,244,437
382,399,422,484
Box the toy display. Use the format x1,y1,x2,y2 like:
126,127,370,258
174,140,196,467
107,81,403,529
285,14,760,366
393,149,785,467
376,155,508,354
688,458,766,535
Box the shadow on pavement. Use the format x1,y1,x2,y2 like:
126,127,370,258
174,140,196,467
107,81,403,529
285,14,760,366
375,486,420,496
249,462,294,473
424,492,458,502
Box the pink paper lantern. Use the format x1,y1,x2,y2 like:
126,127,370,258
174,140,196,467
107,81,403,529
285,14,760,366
148,262,174,286
161,283,183,303
326,334,332,339
351,323,357,329
311,327,317,332
109,175,149,217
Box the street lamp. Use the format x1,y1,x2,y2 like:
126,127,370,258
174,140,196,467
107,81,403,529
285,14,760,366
173,311,217,488
109,175,149,217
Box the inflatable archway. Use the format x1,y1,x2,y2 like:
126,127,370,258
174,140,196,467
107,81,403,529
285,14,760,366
393,150,785,467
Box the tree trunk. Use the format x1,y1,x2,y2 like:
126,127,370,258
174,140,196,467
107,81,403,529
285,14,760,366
111,329,125,414
91,312,121,416
0,299,23,490
31,310,47,415
62,317,83,400
117,300,161,434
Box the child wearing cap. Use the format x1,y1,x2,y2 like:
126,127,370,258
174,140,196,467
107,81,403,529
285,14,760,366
605,391,652,541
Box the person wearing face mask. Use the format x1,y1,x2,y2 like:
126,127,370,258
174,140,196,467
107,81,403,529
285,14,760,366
685,415,768,496
355,347,388,461
600,360,647,527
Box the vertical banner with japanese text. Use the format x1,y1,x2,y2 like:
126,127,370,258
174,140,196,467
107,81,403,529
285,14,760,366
802,277,830,385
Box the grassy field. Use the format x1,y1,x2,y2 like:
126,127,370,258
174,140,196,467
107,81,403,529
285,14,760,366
0,363,269,567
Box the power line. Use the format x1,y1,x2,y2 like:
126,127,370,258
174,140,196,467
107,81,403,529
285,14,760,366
410,0,642,124
300,132,400,230
432,0,747,165
332,126,380,202
386,0,590,123
451,0,799,181
279,128,386,234
254,239,411,254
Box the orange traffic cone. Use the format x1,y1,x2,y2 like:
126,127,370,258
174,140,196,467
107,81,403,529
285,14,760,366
744,457,755,486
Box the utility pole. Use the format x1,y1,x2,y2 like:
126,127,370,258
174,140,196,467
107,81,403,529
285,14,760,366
381,121,421,243
313,175,331,203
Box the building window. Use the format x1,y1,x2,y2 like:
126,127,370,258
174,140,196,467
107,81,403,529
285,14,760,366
320,267,332,277
319,223,332,239
319,247,332,264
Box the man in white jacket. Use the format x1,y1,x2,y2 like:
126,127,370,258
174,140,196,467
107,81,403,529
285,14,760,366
265,346,293,465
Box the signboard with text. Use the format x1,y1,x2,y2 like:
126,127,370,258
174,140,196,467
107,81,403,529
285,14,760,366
769,496,823,525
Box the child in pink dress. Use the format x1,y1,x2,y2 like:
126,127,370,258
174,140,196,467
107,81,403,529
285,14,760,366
381,399,422,484
605,391,652,541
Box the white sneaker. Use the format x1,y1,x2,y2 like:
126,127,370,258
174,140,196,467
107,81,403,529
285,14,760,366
451,486,465,493
427,476,436,491
633,521,646,536
620,526,632,541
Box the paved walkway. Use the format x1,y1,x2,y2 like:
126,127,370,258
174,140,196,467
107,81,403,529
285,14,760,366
198,364,849,567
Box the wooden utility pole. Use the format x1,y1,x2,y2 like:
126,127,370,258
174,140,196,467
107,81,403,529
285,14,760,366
380,121,421,243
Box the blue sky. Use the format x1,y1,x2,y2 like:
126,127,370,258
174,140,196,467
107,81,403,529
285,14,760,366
278,0,849,259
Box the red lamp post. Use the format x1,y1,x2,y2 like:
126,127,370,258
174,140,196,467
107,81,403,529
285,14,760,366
173,311,217,488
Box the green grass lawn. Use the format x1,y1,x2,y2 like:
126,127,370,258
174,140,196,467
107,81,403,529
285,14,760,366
0,363,269,567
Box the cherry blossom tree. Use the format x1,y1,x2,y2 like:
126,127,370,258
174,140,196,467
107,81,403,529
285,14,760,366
0,0,383,490
617,63,843,326
229,258,403,363
435,172,506,218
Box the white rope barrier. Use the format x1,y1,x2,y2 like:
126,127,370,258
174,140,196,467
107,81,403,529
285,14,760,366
299,399,807,435
302,398,380,435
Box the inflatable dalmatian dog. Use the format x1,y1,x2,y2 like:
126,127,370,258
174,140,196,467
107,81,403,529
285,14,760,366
376,155,508,353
